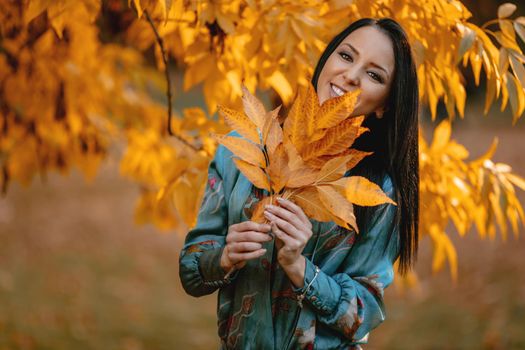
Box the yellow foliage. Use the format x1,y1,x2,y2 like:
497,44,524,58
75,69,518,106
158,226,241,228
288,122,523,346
420,120,525,279
1,0,525,282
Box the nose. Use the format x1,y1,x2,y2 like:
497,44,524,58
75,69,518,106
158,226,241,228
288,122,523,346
342,66,359,87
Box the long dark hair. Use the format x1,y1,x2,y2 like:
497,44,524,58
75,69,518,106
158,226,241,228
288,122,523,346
311,18,419,274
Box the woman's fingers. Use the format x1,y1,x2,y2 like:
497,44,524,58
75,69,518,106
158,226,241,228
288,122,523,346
276,197,312,228
228,248,267,264
231,221,271,233
229,241,263,252
271,222,296,248
264,210,302,240
227,230,272,244
264,204,304,231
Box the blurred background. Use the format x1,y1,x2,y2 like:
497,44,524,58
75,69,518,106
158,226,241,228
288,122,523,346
1,0,525,349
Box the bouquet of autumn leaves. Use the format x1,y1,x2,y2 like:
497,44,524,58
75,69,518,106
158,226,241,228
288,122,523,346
213,84,395,233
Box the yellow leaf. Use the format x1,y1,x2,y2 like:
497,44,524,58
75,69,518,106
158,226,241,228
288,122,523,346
506,173,525,190
268,71,293,103
509,53,525,89
302,116,365,160
218,105,260,144
283,86,307,150
302,83,320,138
331,176,396,206
241,85,267,130
172,173,207,228
292,187,333,222
490,191,508,240
430,120,452,151
283,138,306,171
286,167,319,188
344,149,373,170
184,55,214,91
317,185,358,232
251,196,273,223
131,0,143,18
264,106,283,154
268,144,289,193
498,3,516,18
316,89,360,129
315,155,353,183
233,158,270,191
213,134,266,168
429,226,458,281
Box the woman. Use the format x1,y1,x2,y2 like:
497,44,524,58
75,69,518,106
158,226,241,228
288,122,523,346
179,17,419,349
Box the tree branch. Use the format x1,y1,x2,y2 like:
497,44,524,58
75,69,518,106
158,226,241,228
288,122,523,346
143,10,201,152
144,10,173,136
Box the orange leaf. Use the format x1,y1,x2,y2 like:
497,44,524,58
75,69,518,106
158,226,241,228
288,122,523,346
317,89,360,129
317,185,358,232
251,196,273,223
302,83,320,138
263,105,282,142
302,116,365,160
213,134,266,167
233,158,270,191
241,85,267,130
265,118,283,155
283,86,307,150
283,138,306,171
315,155,353,183
344,149,373,170
287,167,319,188
331,176,396,206
218,105,260,144
292,187,333,222
268,144,289,193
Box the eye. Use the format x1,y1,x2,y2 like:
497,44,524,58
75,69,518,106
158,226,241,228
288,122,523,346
368,71,384,83
338,51,353,62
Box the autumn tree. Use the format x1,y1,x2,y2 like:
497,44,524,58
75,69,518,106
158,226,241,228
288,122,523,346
1,0,525,280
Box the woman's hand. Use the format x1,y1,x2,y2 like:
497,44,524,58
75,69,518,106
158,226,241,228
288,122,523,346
220,221,272,272
263,197,313,268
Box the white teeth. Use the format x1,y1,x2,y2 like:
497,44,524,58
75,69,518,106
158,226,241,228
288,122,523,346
331,84,345,97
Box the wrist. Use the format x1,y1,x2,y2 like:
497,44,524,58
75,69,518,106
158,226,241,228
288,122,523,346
281,256,306,289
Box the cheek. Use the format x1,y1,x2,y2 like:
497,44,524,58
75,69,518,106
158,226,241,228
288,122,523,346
360,83,389,110
318,56,341,82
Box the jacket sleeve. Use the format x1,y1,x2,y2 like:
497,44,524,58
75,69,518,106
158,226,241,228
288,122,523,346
292,176,399,343
178,146,238,297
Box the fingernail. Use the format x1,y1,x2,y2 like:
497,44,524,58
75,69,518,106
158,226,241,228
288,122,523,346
276,197,283,201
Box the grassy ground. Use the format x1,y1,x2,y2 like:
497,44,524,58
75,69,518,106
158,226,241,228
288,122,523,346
0,125,524,349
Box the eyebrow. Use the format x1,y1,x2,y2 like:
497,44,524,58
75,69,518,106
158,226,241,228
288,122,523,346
342,42,390,78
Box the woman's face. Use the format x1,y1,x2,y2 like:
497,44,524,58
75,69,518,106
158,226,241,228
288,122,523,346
316,26,395,117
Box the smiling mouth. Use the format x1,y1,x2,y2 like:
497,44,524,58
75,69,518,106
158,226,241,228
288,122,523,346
330,83,347,97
